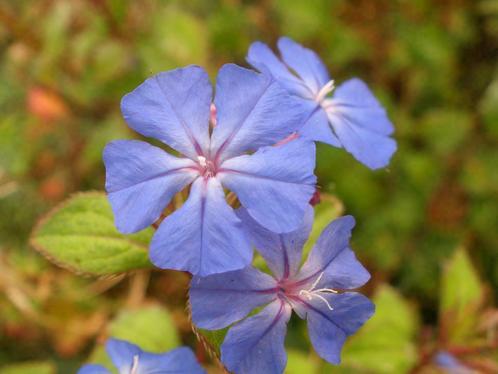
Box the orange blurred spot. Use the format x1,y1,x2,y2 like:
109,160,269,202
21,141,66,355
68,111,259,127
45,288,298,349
27,87,69,122
39,175,66,201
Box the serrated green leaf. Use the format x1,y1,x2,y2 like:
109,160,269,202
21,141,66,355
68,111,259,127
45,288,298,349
327,285,418,374
109,306,180,352
440,247,485,345
0,361,55,374
30,192,153,276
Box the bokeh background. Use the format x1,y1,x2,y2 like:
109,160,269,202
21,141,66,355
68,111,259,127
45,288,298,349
0,0,497,373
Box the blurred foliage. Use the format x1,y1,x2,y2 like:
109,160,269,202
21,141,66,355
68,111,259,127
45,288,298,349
0,0,497,373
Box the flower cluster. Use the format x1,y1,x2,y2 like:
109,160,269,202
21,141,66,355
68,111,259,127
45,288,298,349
98,37,396,373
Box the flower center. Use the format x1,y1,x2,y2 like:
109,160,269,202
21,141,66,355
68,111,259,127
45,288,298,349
315,79,335,104
298,272,338,311
197,156,217,178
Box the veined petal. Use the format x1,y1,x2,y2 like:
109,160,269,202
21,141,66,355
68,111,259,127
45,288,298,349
77,365,111,374
150,178,252,276
210,64,308,162
190,266,278,330
219,138,316,233
297,292,375,365
104,140,198,233
246,41,313,99
299,107,341,147
328,78,396,169
138,347,205,374
121,65,212,160
221,300,291,374
106,338,141,373
277,37,330,96
296,216,370,290
236,206,314,280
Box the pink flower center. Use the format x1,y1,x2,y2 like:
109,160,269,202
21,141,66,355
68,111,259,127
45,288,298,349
197,156,218,179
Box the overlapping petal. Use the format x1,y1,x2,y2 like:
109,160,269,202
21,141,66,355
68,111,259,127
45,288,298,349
297,292,375,364
236,205,314,279
219,138,316,233
327,78,397,169
210,64,308,161
103,140,198,233
150,178,252,276
297,216,370,290
190,267,278,329
300,108,341,147
221,301,291,374
277,37,330,95
106,338,141,373
121,66,212,159
246,42,312,98
138,347,205,374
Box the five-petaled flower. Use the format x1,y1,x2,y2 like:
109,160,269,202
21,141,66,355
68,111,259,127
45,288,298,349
190,206,375,374
247,37,397,170
104,64,316,276
77,338,205,374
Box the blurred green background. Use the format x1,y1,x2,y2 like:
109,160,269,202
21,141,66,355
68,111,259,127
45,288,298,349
0,0,497,373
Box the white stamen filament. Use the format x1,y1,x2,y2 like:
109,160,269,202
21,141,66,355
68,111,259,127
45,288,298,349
315,79,335,103
130,354,139,374
299,272,338,311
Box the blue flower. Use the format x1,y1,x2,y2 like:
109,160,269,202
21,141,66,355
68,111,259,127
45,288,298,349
77,338,205,374
247,37,397,170
190,206,375,373
104,64,316,276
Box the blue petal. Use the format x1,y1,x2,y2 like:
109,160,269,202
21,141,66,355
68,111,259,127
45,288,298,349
277,37,330,95
219,138,316,233
103,140,198,233
296,216,371,290
77,364,111,374
328,78,396,169
236,206,314,280
299,107,341,147
137,347,205,374
299,292,375,365
121,66,212,160
246,41,313,99
150,178,252,276
210,64,308,162
106,338,141,373
190,266,278,329
221,301,291,374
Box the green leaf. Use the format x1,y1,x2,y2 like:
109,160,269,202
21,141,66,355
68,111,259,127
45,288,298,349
440,247,485,345
0,362,55,374
302,194,343,258
109,306,180,352
286,349,319,373
327,285,418,374
30,192,153,276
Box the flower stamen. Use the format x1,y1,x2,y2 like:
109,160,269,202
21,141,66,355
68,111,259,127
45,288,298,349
298,272,338,311
315,79,335,103
130,354,139,374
